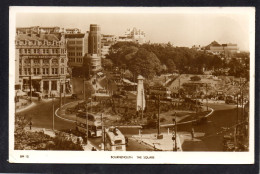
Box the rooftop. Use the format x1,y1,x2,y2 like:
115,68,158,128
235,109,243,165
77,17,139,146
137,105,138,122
16,33,61,41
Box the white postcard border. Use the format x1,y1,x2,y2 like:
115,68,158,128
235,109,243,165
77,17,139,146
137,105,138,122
9,6,255,164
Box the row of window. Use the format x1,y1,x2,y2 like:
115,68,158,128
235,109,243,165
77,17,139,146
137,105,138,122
67,46,83,50
68,58,83,63
68,52,83,56
22,58,65,64
43,81,58,90
67,40,83,44
17,40,63,46
20,67,66,75
19,49,66,54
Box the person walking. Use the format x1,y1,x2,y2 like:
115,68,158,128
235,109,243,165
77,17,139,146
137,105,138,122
191,127,195,140
29,120,32,130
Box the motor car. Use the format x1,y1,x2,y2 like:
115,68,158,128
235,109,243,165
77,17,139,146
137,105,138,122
225,99,236,104
71,94,78,99
27,91,42,97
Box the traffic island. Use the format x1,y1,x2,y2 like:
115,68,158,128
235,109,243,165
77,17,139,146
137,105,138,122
131,133,183,151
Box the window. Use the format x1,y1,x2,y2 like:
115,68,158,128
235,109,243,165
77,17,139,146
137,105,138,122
37,68,40,75
24,68,27,75
52,68,58,74
33,68,37,75
19,68,21,75
28,49,31,54
76,52,82,56
61,59,64,63
25,68,28,75
24,49,27,54
76,41,82,44
76,47,82,50
43,68,49,75
43,59,49,64
51,81,57,90
43,81,49,90
61,67,64,74
43,49,46,54
52,59,58,64
34,59,40,64
46,49,49,54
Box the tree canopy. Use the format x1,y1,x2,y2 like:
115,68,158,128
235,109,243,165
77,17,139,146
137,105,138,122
104,42,249,80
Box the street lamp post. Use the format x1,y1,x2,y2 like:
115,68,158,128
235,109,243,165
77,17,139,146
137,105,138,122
206,83,208,111
60,80,62,109
83,79,86,101
52,97,55,131
157,95,160,137
101,113,106,151
172,115,177,151
141,89,144,120
85,104,88,145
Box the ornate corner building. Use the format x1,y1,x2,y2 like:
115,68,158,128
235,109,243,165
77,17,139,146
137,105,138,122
15,26,71,97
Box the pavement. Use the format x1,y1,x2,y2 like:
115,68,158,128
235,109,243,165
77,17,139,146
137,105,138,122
132,133,183,151
16,97,41,113
131,131,207,151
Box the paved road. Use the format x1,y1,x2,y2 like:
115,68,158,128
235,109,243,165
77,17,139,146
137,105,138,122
18,96,242,151
18,98,75,131
179,103,242,151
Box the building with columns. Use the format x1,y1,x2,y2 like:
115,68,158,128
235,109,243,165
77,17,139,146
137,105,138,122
15,27,70,97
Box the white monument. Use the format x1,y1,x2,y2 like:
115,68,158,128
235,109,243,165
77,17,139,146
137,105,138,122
136,75,145,112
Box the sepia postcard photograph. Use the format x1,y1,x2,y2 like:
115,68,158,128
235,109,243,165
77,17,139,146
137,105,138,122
9,7,255,164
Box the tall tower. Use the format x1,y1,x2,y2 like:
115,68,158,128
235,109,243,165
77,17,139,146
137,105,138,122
88,24,101,56
136,75,145,112
87,24,102,72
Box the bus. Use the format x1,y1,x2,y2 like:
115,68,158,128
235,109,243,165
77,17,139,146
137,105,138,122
105,127,126,151
76,111,102,137
149,86,171,100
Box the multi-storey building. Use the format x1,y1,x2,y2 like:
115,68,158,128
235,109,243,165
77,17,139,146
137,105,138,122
118,27,146,44
101,34,117,58
87,24,102,72
15,27,69,97
208,42,239,57
65,29,88,68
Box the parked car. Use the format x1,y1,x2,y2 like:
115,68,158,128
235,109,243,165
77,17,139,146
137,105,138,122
71,94,78,99
27,91,42,97
225,99,236,104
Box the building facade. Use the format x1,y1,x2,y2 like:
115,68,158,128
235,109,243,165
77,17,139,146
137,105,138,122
101,34,117,58
87,24,102,72
16,27,70,97
65,29,88,68
209,43,239,57
118,28,146,44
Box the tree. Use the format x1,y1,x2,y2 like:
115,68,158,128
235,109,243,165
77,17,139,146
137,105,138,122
129,48,162,79
123,70,133,80
166,59,176,73
102,58,113,70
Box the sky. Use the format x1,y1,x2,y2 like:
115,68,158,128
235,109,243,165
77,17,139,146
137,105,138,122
15,8,253,51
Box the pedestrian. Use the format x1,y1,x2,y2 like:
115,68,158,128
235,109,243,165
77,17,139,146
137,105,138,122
29,120,32,130
191,128,195,140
